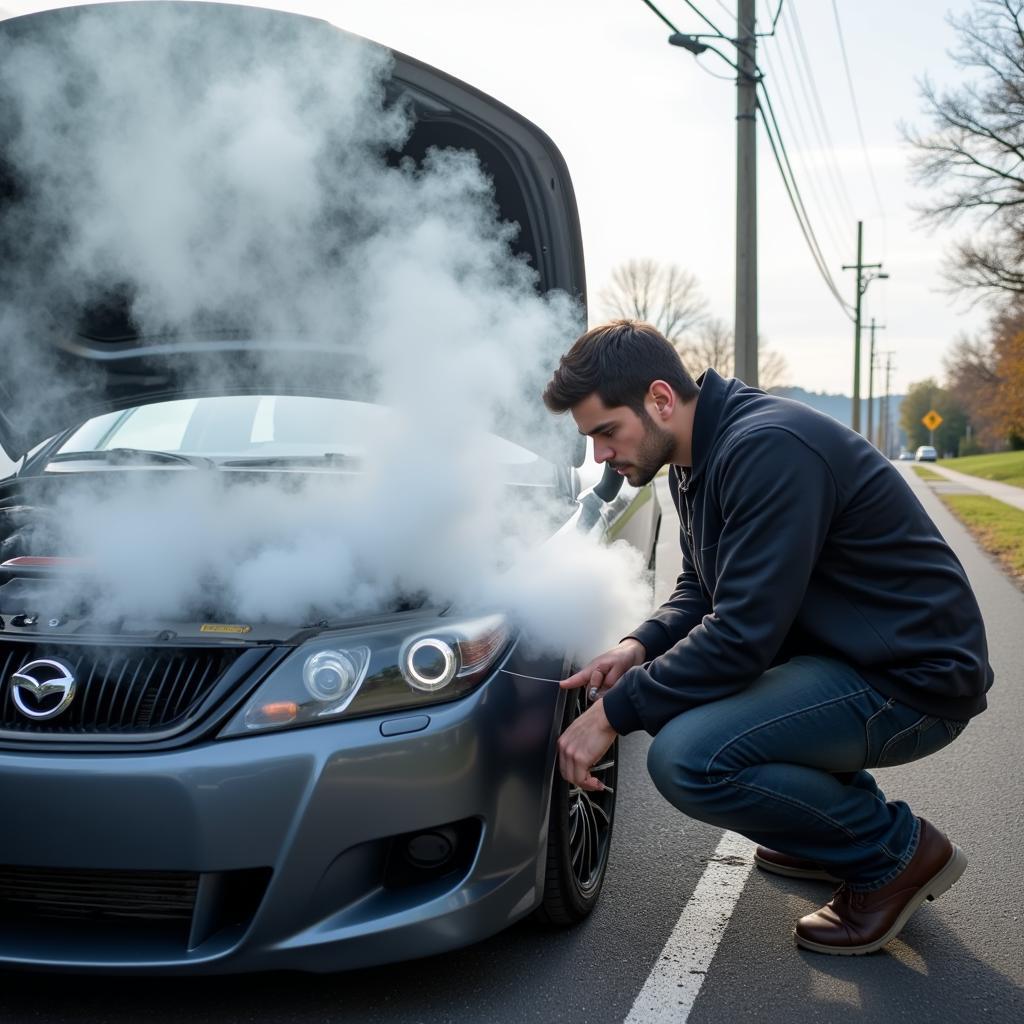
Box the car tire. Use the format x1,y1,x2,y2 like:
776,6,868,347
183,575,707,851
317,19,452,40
534,685,618,926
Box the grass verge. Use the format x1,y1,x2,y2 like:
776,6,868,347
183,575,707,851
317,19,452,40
938,449,1024,488
938,493,1024,587
912,465,944,481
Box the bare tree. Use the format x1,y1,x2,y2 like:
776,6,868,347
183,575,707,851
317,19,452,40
599,258,708,344
599,262,789,387
944,331,1003,449
758,346,789,391
680,317,733,375
678,318,789,390
906,0,1024,300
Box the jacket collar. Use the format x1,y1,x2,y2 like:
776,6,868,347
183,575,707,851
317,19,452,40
683,367,731,484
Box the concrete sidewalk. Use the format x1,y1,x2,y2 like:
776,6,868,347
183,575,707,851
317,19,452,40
917,461,1024,512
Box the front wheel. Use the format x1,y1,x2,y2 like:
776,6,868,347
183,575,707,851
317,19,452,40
534,686,618,925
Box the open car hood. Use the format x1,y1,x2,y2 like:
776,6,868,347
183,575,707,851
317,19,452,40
0,2,586,464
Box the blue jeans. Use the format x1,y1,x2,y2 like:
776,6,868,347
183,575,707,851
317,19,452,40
646,655,969,890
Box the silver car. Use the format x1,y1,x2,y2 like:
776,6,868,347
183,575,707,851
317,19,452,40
0,3,660,973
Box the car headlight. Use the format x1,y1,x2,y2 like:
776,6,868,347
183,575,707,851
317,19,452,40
303,648,369,705
221,613,511,736
403,638,458,691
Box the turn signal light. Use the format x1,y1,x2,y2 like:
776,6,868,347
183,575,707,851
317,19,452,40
246,700,299,727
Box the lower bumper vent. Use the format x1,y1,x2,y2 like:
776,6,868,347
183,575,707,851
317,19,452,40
0,865,198,923
0,865,270,959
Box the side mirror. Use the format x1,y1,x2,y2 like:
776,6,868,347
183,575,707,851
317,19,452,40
593,462,625,503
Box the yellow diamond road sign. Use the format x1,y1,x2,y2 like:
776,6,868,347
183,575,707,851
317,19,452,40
922,410,943,431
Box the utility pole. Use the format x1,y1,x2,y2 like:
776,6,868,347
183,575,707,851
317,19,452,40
666,2,761,384
880,351,895,456
842,222,886,435
734,0,758,386
867,318,885,447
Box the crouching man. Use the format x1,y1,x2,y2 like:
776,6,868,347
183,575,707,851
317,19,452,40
543,319,992,955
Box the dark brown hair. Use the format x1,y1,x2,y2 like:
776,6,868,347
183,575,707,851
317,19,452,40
542,319,698,413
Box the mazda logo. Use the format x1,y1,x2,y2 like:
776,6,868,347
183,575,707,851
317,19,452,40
9,658,77,721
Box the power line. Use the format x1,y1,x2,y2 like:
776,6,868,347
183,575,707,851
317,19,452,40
640,0,751,78
709,0,786,37
654,0,759,68
759,31,850,261
782,1,859,226
758,83,855,318
756,79,839,278
830,0,887,251
640,0,851,317
641,2,853,329
639,0,680,34
759,86,844,307
678,0,728,39
679,0,759,67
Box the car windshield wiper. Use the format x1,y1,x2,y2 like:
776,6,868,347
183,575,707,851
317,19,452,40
49,448,216,469
219,453,359,468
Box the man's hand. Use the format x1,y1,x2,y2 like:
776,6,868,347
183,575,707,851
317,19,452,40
557,699,618,791
561,638,645,702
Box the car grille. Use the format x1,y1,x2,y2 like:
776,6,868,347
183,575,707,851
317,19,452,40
0,641,248,735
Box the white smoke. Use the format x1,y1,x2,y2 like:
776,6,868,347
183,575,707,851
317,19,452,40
0,3,652,658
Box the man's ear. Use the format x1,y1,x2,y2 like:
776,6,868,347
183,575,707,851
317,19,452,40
648,380,676,421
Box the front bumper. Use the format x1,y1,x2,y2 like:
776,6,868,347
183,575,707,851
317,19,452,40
0,650,564,973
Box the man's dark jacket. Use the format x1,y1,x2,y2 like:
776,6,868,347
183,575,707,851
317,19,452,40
602,368,994,737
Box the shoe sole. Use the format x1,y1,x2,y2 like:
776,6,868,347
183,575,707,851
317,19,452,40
754,852,841,883
793,844,968,956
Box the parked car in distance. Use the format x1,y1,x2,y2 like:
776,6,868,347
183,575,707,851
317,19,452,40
915,446,939,462
897,450,915,461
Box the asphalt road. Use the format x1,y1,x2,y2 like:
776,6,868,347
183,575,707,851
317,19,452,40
1,463,1021,1023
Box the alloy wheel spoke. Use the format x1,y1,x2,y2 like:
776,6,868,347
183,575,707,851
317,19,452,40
571,809,586,868
568,801,581,845
578,797,593,880
580,793,603,884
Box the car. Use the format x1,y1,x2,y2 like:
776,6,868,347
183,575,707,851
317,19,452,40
0,3,660,974
897,450,915,461
915,446,939,462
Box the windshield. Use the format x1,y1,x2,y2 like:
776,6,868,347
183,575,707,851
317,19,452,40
55,395,545,467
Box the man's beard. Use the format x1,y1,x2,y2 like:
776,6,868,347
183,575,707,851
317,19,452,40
616,410,676,486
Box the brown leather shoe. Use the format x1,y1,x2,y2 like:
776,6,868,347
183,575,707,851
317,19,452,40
754,847,841,882
794,818,967,955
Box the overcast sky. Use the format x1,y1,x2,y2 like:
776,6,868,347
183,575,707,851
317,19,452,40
1,0,982,394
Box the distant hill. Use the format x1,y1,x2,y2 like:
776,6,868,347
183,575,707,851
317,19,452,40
769,386,908,452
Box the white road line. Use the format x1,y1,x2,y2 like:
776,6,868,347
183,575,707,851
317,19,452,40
624,830,756,1024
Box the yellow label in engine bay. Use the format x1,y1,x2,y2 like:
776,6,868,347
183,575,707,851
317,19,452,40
200,623,252,634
